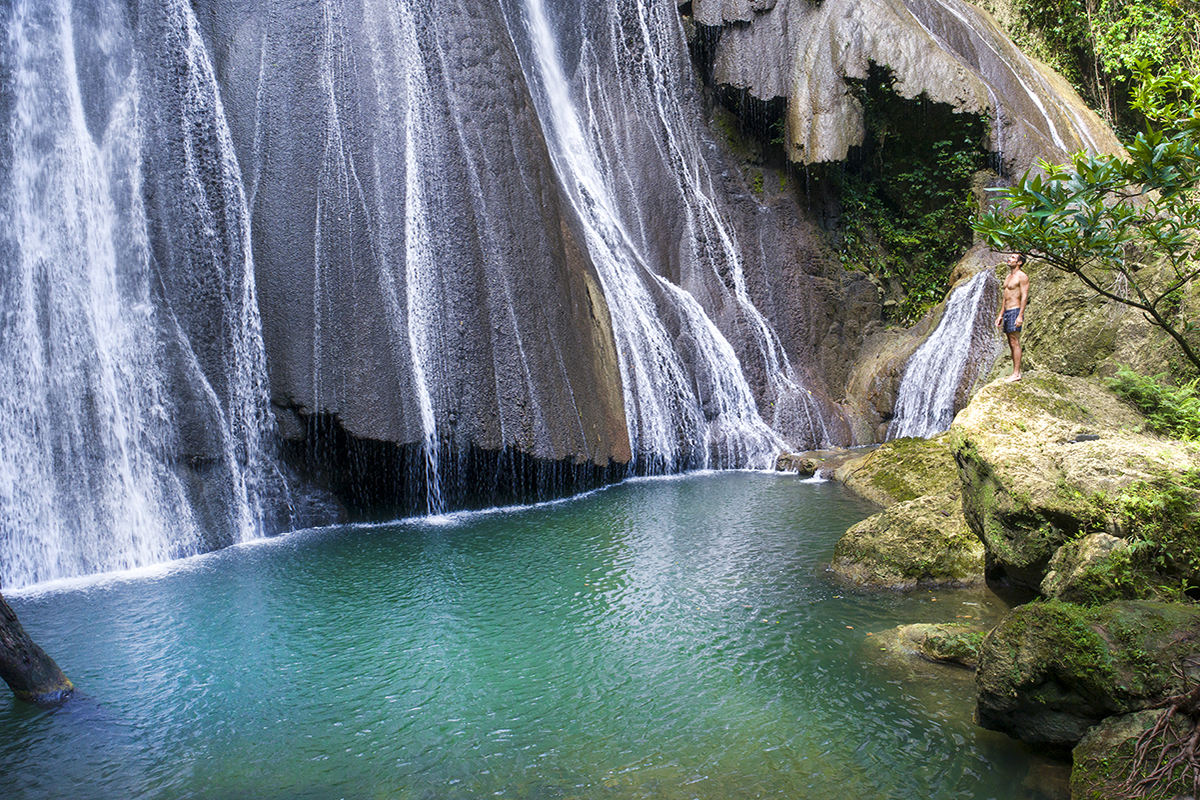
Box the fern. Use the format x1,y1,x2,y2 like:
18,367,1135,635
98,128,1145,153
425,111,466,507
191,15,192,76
1108,366,1200,441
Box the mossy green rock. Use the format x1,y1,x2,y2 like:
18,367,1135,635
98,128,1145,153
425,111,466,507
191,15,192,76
975,600,1200,748
832,433,960,507
830,494,983,589
951,373,1200,593
874,622,985,670
1040,533,1171,605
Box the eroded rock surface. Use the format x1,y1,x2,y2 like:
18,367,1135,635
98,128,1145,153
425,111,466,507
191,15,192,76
693,0,1120,169
831,494,983,589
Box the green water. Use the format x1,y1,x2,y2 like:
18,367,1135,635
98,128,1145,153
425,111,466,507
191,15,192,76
1,473,1053,799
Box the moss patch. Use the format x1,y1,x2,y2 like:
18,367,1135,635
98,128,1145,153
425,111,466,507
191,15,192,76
835,433,960,507
976,599,1200,746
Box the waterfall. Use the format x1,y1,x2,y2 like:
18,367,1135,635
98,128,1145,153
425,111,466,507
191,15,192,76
603,0,831,448
503,0,790,470
0,0,277,589
313,0,446,515
888,269,1000,439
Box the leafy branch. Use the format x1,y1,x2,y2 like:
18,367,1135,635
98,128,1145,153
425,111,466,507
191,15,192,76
974,64,1200,372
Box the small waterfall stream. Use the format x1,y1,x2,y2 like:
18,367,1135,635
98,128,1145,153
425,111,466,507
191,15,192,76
888,269,1000,439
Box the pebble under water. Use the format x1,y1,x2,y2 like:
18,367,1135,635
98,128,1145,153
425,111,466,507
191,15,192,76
0,472,1061,799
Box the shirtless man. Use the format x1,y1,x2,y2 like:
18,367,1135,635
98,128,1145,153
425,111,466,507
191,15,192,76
995,253,1029,382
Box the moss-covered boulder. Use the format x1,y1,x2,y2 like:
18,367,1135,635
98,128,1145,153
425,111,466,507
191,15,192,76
1040,533,1172,605
951,373,1200,593
830,494,984,589
975,600,1200,748
832,433,961,507
829,434,983,588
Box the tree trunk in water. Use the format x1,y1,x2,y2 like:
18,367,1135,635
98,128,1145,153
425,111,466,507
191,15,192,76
0,591,73,705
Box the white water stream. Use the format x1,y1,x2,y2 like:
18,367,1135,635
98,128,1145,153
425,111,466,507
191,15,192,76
506,0,792,470
888,269,999,439
0,0,274,589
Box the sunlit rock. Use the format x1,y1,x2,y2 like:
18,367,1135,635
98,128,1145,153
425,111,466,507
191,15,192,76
696,0,1121,169
952,373,1200,593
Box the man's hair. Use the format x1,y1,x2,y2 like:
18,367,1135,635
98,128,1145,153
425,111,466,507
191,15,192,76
1013,253,1027,265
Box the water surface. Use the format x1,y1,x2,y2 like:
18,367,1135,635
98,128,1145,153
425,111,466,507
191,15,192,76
2,473,1047,799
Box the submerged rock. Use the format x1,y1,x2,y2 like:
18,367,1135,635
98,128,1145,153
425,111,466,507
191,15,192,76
975,600,1200,748
874,622,985,670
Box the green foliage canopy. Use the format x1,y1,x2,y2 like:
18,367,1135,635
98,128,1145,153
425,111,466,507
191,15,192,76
974,65,1200,372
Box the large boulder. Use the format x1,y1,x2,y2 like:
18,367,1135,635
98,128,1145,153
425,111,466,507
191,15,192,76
831,494,983,589
975,600,1200,748
832,433,961,507
1039,533,1173,605
830,433,984,589
951,373,1200,594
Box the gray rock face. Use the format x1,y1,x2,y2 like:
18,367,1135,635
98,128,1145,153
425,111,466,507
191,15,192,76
188,0,867,515
197,0,630,473
695,0,1120,169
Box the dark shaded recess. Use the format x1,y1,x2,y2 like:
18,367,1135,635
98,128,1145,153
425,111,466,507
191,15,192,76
800,62,994,322
683,18,722,85
714,87,789,167
282,413,630,520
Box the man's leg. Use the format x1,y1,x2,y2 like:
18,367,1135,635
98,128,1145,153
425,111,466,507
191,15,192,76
1006,331,1023,381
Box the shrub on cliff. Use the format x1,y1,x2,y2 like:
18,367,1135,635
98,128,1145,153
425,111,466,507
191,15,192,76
1109,366,1200,441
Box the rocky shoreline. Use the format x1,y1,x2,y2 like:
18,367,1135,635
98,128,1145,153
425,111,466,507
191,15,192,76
790,371,1200,798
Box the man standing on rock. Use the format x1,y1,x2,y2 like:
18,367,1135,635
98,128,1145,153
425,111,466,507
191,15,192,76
995,253,1029,382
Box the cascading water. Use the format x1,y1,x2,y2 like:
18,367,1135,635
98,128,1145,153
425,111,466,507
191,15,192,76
0,0,278,589
888,269,1000,439
600,0,831,448
311,0,446,515
502,0,792,470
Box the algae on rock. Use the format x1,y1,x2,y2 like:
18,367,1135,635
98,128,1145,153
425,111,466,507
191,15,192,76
951,373,1200,594
831,494,983,590
830,433,984,589
975,600,1200,748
